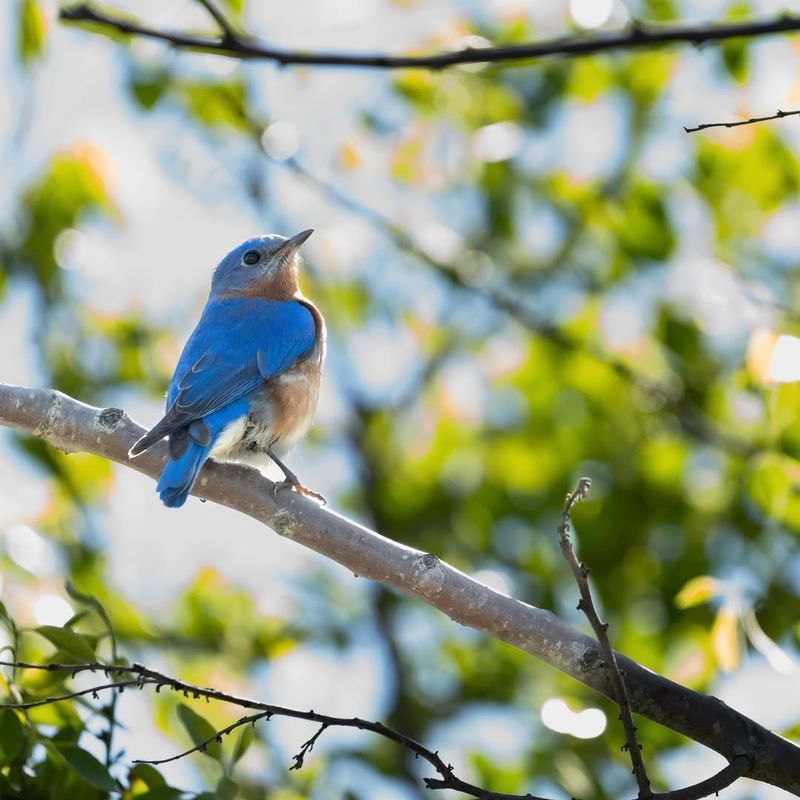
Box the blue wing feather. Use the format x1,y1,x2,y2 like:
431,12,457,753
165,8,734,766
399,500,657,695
167,297,316,420
128,297,316,458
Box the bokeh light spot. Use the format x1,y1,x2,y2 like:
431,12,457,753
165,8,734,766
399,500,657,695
541,697,607,738
33,594,74,626
569,0,613,29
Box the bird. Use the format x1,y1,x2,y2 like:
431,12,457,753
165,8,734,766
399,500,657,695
129,230,326,508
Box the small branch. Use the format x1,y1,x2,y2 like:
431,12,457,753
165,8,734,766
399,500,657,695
290,723,328,770
135,711,271,765
194,0,241,44
59,4,800,71
1,660,544,800
685,107,800,133
0,659,753,800
557,478,651,798
655,755,752,800
0,678,146,709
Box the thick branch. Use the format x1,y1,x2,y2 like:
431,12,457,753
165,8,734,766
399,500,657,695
59,4,800,71
1,383,799,793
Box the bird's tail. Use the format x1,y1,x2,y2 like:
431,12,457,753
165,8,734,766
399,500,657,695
129,415,179,458
156,439,215,508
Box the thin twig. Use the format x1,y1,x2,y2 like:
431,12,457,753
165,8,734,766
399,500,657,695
135,711,271,765
0,660,544,800
289,722,328,770
685,107,800,133
0,678,147,709
0,658,753,799
655,754,752,800
556,478,651,798
59,4,800,71
194,0,242,43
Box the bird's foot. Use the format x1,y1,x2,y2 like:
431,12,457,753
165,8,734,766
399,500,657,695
273,477,327,505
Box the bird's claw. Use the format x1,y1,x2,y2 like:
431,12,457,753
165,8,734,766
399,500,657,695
273,478,327,505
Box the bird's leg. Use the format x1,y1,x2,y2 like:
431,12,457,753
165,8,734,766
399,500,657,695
267,449,326,505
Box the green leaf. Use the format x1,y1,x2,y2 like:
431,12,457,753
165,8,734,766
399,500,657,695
130,69,170,110
607,181,674,260
60,746,118,791
721,40,749,83
0,601,17,636
65,581,117,658
0,709,24,763
219,0,243,15
177,704,222,761
216,776,239,800
231,723,253,765
137,788,184,800
35,625,96,661
173,79,249,133
130,762,167,789
17,0,46,67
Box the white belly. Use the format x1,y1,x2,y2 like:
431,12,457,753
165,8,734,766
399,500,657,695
211,416,247,458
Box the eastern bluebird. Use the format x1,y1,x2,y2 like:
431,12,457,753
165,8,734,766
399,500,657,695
129,230,325,508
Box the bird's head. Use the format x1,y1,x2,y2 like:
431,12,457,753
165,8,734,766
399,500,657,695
211,230,313,299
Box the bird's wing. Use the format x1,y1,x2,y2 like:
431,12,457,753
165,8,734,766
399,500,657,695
129,299,316,456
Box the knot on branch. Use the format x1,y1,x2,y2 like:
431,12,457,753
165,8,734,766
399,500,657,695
98,407,125,432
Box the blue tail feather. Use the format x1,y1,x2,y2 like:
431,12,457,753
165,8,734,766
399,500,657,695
155,401,249,508
157,439,215,508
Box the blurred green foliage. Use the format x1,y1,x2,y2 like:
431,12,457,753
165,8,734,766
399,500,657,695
1,1,800,799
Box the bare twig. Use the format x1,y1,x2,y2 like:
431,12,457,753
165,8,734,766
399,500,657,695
59,4,800,71
0,385,797,792
0,659,751,800
0,659,755,799
0,677,146,709
194,0,242,44
137,711,271,765
289,723,328,770
685,107,800,133
655,755,751,800
0,660,545,799
557,478,651,798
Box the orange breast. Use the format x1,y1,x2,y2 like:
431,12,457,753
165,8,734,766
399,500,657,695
266,357,322,451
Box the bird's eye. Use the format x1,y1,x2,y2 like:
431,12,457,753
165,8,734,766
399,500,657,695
243,250,261,266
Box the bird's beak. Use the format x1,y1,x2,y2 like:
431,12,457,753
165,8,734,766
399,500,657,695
278,229,314,256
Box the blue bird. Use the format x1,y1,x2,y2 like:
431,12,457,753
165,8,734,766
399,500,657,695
129,230,326,508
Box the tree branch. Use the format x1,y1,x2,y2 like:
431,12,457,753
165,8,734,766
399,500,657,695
1,383,799,793
685,108,800,133
0,659,752,800
59,4,800,71
194,0,242,44
0,678,145,709
0,660,545,800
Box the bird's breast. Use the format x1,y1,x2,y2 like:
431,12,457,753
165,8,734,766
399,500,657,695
215,354,321,463
264,357,322,453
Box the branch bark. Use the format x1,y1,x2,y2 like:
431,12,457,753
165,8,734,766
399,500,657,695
59,4,800,71
1,383,799,794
